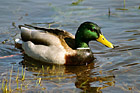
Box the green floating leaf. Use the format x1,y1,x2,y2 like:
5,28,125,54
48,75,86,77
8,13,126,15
116,8,128,10
72,0,84,5
2,39,9,44
138,5,140,9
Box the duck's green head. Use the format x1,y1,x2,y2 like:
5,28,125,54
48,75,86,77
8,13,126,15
75,22,114,48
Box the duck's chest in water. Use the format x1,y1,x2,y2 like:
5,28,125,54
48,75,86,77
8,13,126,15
65,48,94,65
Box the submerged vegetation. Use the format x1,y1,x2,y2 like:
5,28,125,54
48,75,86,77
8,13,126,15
0,62,139,92
1,66,26,93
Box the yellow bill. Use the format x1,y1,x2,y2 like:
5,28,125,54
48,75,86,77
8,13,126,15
96,34,114,48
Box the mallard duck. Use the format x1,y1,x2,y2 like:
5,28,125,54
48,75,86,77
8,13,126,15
19,22,114,65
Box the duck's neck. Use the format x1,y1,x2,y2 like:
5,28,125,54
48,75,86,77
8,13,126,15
75,29,90,49
76,41,89,48
75,37,89,48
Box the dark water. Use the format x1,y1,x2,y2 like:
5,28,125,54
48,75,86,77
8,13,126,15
0,0,140,92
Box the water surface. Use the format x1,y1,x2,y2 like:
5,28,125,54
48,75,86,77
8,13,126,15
0,0,140,92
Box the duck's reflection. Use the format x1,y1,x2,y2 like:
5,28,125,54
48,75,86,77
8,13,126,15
21,55,115,93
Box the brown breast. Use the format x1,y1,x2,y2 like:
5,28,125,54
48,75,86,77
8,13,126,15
65,49,95,65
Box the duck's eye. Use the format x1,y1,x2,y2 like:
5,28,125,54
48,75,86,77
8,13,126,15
90,28,96,32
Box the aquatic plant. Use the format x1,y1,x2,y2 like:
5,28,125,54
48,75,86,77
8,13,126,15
72,0,84,5
138,5,140,9
21,66,26,81
116,0,128,10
